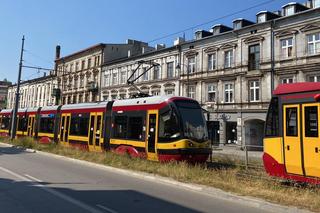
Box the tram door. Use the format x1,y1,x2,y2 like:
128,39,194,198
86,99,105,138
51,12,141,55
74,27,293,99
146,110,158,161
283,105,303,175
302,103,320,177
88,112,103,152
60,114,70,146
27,115,35,137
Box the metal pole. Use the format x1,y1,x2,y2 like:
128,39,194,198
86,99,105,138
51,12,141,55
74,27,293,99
11,35,25,140
187,66,189,97
270,21,275,93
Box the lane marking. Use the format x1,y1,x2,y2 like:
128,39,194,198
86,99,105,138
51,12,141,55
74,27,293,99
24,174,42,182
0,166,104,213
96,204,118,213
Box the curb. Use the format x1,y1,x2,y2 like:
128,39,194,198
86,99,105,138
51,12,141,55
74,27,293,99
0,142,311,213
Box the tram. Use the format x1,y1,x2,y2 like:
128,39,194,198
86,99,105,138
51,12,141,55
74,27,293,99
263,82,320,184
0,96,211,163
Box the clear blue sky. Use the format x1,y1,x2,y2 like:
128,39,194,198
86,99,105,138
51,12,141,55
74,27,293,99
0,0,305,83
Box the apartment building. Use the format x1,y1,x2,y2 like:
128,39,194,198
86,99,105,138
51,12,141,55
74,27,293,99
0,80,12,109
55,40,154,104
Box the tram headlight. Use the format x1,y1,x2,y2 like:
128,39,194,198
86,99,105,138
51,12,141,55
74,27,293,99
188,141,193,147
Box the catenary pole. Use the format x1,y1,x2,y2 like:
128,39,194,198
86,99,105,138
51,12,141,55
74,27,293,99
11,35,25,140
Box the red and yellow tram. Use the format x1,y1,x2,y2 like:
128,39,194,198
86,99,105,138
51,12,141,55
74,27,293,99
264,82,320,184
0,96,211,163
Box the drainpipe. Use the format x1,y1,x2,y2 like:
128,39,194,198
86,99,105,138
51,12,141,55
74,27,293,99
271,20,275,93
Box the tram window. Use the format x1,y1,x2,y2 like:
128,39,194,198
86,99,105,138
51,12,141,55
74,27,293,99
128,117,143,140
114,116,127,139
305,106,318,137
1,117,10,130
158,110,180,142
265,97,279,137
39,116,55,133
70,113,90,136
17,117,27,131
286,107,298,136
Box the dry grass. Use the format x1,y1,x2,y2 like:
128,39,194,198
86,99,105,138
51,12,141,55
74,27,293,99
1,137,320,212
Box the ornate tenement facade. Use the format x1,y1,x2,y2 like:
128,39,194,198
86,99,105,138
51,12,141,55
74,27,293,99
7,74,57,109
55,40,154,104
101,44,181,100
178,3,320,147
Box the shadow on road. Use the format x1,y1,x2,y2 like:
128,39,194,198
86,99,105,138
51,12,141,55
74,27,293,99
0,177,201,213
0,145,32,155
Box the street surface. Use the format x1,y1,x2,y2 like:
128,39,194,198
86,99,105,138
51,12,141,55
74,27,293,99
0,144,272,213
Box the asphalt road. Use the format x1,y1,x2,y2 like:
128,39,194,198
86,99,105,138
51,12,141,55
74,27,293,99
0,144,273,213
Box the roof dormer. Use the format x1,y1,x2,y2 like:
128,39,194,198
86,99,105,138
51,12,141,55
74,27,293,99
210,24,232,35
232,18,255,30
256,11,281,23
282,2,308,16
194,30,213,40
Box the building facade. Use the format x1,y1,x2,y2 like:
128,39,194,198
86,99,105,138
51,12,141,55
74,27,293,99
55,40,154,105
178,2,320,147
0,80,12,109
101,43,182,100
7,74,57,109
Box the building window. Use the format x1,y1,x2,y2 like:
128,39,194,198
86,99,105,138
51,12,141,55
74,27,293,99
248,44,260,70
257,14,266,23
119,94,126,99
167,62,174,79
188,85,196,99
87,58,91,69
224,83,234,103
142,68,148,81
285,5,295,16
153,66,160,80
224,50,233,68
112,73,118,85
74,78,78,89
187,57,196,73
165,89,174,96
81,60,85,70
208,53,216,71
313,0,320,8
249,80,260,102
120,71,126,84
309,75,320,82
70,64,74,72
75,62,79,71
151,90,160,96
281,38,293,58
281,77,294,84
207,84,216,102
104,74,110,86
307,33,320,55
111,94,117,100
234,22,241,30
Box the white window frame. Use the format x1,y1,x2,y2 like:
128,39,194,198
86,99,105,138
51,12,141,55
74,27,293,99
153,66,160,80
208,53,216,71
167,62,174,79
120,71,126,84
285,5,295,16
313,0,320,8
257,14,266,23
281,38,293,58
187,57,196,73
281,77,294,84
165,89,174,96
142,68,148,81
307,33,320,55
224,83,234,103
309,75,320,82
112,72,118,85
104,73,110,87
224,50,234,68
188,85,196,99
249,80,260,102
207,84,216,102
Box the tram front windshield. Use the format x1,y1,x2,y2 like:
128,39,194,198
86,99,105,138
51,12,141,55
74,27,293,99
174,100,208,142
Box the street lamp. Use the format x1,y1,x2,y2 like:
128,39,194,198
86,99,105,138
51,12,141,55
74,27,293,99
176,63,190,98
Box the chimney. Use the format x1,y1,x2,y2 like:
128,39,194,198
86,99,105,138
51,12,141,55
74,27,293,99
174,37,185,46
55,45,61,60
